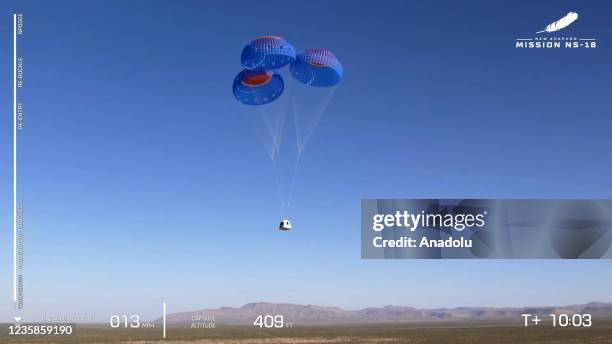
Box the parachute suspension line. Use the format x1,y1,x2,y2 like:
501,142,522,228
285,152,301,209
293,86,337,154
271,151,286,209
247,70,298,212
257,104,286,157
269,142,300,212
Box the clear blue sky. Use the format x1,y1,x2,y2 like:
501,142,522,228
0,0,611,321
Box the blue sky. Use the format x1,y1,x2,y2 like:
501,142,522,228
0,0,611,321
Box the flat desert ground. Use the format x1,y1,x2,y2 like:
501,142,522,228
2,322,612,344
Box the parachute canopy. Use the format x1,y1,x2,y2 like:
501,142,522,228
232,36,343,221
290,49,343,87
241,36,296,71
232,69,284,105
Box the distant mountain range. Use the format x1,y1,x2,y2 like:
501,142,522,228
161,301,612,325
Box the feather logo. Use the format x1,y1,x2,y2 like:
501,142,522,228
537,12,579,34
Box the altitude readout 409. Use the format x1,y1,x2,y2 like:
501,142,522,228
253,315,293,328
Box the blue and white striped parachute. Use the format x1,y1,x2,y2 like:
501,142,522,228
240,36,296,72
232,69,284,106
290,49,343,87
